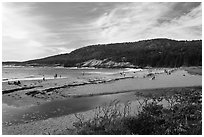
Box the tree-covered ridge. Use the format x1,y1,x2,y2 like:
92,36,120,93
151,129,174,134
74,39,201,67
4,38,202,68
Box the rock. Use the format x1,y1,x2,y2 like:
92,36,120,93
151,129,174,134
78,59,136,68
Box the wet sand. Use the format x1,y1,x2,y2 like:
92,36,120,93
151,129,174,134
182,66,202,75
2,68,201,107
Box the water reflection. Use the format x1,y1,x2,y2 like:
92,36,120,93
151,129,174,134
2,92,136,126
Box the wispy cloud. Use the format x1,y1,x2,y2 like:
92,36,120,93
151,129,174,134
2,2,201,61
91,2,202,43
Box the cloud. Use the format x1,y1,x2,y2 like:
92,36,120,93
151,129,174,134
3,3,46,61
2,2,202,61
2,3,72,61
91,2,202,43
148,3,202,40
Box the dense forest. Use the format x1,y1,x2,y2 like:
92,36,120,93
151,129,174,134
3,38,202,68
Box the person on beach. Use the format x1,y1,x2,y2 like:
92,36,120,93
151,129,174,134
17,81,21,85
43,75,45,81
164,69,171,75
151,76,156,80
54,74,57,79
13,81,21,85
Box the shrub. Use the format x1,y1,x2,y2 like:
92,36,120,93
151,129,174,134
72,88,202,135
73,100,132,135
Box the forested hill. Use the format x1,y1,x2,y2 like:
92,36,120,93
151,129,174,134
4,38,202,68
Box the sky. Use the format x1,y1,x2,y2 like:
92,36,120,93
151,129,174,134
2,2,202,61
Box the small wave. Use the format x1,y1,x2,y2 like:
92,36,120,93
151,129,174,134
67,67,97,70
66,67,78,69
2,76,67,82
24,75,35,78
86,71,117,75
3,65,25,68
125,68,143,72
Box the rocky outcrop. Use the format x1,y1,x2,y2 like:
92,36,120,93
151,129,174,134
78,59,136,68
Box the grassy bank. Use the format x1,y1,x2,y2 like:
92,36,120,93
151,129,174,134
72,86,202,135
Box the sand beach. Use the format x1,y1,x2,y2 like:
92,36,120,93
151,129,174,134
2,67,202,134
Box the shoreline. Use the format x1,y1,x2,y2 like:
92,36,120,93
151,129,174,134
2,67,201,107
2,75,136,95
2,67,176,95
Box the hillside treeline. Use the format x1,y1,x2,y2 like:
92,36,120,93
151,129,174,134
8,38,202,68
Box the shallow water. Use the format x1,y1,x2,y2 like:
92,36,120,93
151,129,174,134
2,92,136,126
2,67,127,81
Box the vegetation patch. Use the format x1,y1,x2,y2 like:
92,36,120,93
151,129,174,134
72,87,202,135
